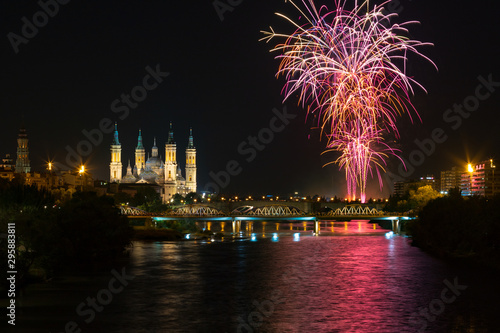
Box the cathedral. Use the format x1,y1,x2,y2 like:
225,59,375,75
110,122,197,202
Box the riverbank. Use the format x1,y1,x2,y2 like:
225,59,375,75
406,194,500,272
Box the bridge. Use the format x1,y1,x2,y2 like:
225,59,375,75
121,204,412,234
120,204,387,218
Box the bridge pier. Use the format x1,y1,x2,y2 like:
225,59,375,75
232,220,241,235
392,219,400,234
314,220,320,235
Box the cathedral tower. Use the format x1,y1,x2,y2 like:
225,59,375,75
135,129,146,174
164,122,177,201
164,122,177,181
185,128,197,193
110,123,122,183
15,125,31,173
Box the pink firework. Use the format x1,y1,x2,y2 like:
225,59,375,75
261,0,436,202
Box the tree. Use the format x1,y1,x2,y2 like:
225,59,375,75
408,194,500,270
409,185,443,211
172,193,184,205
131,186,161,207
185,192,201,204
114,191,133,205
56,192,133,269
448,186,462,199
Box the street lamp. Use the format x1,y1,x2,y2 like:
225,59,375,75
467,163,474,196
79,165,85,191
491,159,496,196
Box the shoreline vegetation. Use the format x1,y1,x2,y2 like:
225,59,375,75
405,191,500,272
0,178,203,293
0,180,134,292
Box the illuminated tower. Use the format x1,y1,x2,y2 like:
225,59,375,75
152,137,158,158
164,122,177,201
135,129,146,174
185,128,197,193
110,123,122,183
15,125,30,173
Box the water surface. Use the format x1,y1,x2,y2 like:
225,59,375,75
10,223,500,332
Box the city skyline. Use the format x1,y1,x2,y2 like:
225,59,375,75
1,0,499,197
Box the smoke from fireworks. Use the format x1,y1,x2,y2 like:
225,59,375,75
261,0,436,202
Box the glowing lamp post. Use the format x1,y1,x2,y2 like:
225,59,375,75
467,163,474,196
79,165,85,191
491,159,496,196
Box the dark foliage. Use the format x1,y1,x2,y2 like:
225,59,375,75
1,183,133,289
407,193,500,269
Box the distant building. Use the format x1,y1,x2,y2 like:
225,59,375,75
461,159,499,197
393,175,439,196
440,167,461,193
419,175,439,192
393,181,405,197
109,122,197,203
15,125,30,173
0,154,15,181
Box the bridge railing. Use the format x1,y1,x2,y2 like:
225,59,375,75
121,204,400,218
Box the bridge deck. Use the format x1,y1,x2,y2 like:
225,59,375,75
147,215,414,222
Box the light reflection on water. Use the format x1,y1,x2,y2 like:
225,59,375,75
197,220,387,237
11,230,500,333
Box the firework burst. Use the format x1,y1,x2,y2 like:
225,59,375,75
262,0,435,201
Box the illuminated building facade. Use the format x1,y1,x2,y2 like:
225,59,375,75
460,159,498,197
419,175,439,192
15,125,31,173
0,154,15,181
440,167,461,194
392,175,439,196
109,122,197,202
109,123,122,183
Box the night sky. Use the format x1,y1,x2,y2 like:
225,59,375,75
1,0,499,198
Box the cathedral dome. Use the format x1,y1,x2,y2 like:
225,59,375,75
140,167,160,183
146,156,162,169
121,173,138,183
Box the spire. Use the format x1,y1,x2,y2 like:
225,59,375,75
136,129,144,149
126,160,132,175
167,122,175,144
112,122,120,145
152,137,158,157
187,127,194,149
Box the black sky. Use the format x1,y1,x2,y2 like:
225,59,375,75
1,0,499,198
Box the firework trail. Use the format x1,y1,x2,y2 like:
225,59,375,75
261,0,435,201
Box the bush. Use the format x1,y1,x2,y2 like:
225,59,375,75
408,194,500,269
1,185,134,286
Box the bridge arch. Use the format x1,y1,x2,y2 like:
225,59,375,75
232,205,306,217
119,206,152,216
167,204,225,216
327,204,383,216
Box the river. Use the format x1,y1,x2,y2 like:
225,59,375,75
9,221,500,332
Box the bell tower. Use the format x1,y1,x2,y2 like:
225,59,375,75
164,122,177,201
110,122,122,182
15,124,31,174
135,129,146,174
185,128,197,193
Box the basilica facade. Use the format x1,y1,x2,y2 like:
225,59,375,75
109,122,197,202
